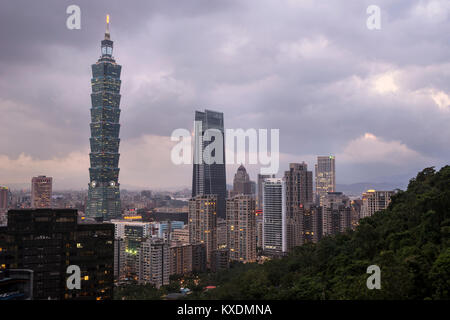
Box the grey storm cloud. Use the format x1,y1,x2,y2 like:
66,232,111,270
0,0,449,189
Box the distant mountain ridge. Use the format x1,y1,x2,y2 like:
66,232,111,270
337,182,407,197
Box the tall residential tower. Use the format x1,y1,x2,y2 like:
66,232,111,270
283,162,313,251
86,16,122,220
262,178,286,256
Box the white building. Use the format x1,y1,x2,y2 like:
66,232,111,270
262,178,286,255
110,220,153,239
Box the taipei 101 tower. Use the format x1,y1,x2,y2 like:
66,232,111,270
86,15,122,221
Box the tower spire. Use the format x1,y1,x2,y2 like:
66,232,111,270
105,14,110,40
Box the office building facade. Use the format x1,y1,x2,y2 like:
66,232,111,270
192,110,227,219
315,156,336,206
0,209,114,300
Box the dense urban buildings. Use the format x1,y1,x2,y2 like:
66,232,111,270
262,178,286,256
86,18,122,221
315,156,336,206
192,109,227,219
360,190,396,218
226,195,257,263
284,163,313,251
322,192,352,237
188,195,218,268
112,218,197,284
31,176,52,208
0,209,114,300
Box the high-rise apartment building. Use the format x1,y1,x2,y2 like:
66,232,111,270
171,226,190,245
86,18,122,221
0,209,114,300
284,163,313,251
188,195,218,268
192,110,227,219
257,174,275,210
210,249,230,273
31,176,52,208
322,192,351,237
226,195,257,263
169,243,206,276
114,238,126,281
262,178,286,256
139,238,169,289
217,218,227,249
315,156,336,206
360,190,395,218
256,209,263,249
300,204,323,244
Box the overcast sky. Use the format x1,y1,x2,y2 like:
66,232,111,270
0,0,449,190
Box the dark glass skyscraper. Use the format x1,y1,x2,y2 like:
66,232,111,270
86,18,122,220
192,110,227,219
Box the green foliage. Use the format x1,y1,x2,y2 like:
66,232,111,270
114,284,163,300
197,166,450,300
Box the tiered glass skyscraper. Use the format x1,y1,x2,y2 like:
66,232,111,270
86,17,122,221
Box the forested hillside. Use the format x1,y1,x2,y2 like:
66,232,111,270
195,166,450,300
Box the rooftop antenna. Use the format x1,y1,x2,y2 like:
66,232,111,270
105,14,111,40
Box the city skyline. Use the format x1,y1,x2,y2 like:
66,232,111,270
0,1,449,191
0,0,448,306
